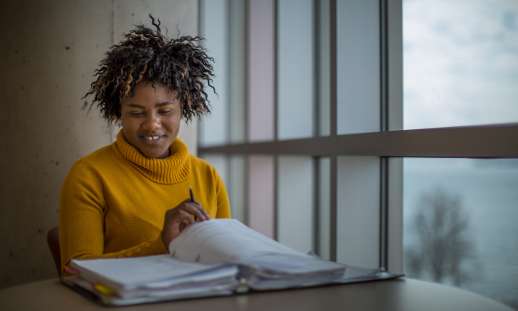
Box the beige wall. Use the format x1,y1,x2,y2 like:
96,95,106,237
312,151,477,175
0,0,198,289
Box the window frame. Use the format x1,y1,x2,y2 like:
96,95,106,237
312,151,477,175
198,0,518,273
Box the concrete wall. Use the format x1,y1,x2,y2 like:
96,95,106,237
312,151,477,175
0,0,198,289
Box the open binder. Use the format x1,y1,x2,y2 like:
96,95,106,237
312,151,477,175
64,219,401,306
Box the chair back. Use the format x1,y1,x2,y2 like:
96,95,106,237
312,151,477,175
47,227,61,277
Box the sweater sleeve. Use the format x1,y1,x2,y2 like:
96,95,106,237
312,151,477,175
59,161,166,273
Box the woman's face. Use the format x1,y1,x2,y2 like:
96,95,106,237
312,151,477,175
120,82,182,158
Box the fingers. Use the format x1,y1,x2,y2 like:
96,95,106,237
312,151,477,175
180,201,209,221
161,202,210,246
164,202,209,221
171,209,196,232
64,265,80,276
162,209,194,247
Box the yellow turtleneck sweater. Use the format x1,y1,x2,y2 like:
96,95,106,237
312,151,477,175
59,132,230,272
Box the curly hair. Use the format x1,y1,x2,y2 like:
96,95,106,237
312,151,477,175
83,15,215,123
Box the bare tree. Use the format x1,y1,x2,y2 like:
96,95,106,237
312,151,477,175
406,188,477,286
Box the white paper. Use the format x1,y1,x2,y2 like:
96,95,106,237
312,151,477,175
71,254,235,290
169,219,306,264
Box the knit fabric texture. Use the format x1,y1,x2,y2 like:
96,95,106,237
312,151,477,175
59,132,231,273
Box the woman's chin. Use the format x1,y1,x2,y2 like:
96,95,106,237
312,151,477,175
138,146,170,159
148,151,169,159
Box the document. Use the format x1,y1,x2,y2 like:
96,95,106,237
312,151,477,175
67,219,399,306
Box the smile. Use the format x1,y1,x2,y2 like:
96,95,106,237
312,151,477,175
139,135,165,143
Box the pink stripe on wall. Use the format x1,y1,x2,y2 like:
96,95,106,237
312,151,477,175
248,156,275,238
247,0,275,142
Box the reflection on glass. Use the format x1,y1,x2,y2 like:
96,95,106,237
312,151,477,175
199,0,229,146
277,0,314,139
336,0,380,134
318,0,331,136
318,158,331,259
248,156,275,238
229,0,246,143
229,156,246,223
403,0,518,129
404,158,518,309
277,156,314,253
248,0,275,142
336,156,379,268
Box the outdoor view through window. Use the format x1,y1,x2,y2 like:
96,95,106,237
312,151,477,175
403,0,518,309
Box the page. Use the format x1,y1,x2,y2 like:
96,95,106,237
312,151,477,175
242,252,345,275
102,283,237,306
169,219,308,265
65,273,237,306
71,254,236,290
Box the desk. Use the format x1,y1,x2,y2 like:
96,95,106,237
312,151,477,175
0,278,513,311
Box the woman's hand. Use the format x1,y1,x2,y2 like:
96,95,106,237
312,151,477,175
160,200,209,249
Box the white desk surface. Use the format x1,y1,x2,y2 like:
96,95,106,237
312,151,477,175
0,278,513,311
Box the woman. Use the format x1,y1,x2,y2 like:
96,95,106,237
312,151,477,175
59,17,230,273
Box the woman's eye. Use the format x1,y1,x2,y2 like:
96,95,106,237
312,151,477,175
159,109,173,115
129,111,144,116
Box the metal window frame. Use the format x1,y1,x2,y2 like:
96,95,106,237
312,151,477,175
328,0,338,262
199,123,518,158
199,0,518,270
273,0,279,241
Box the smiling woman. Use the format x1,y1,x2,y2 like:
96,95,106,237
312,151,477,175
58,16,231,275
120,83,182,159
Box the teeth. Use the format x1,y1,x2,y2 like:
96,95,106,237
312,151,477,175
143,135,160,141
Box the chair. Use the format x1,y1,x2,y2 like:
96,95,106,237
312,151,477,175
47,227,61,277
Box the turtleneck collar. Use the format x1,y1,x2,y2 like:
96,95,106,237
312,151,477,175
114,130,191,184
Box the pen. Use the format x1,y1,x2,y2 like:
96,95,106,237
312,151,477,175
189,188,195,202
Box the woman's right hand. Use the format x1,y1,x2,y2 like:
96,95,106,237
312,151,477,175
160,200,209,249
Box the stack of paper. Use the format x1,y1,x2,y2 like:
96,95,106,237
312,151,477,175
67,219,388,306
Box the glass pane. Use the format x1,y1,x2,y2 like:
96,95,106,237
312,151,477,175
248,155,275,237
277,0,314,139
404,158,518,309
388,157,404,273
318,158,331,260
403,0,518,129
337,156,380,268
229,156,246,223
277,156,314,253
318,0,331,136
199,0,228,146
229,0,246,143
336,0,380,134
248,0,275,142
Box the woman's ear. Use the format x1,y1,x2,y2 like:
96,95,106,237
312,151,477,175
113,117,123,130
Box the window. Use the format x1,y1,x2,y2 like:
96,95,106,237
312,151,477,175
404,0,518,129
198,0,518,309
402,1,518,308
403,158,518,308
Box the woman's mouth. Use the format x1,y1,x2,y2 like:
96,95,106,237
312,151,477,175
140,134,165,144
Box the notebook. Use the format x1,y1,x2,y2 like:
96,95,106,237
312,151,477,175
65,219,400,306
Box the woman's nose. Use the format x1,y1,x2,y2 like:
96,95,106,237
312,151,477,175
142,113,161,131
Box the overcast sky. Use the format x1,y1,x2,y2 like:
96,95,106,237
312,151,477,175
403,0,518,129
